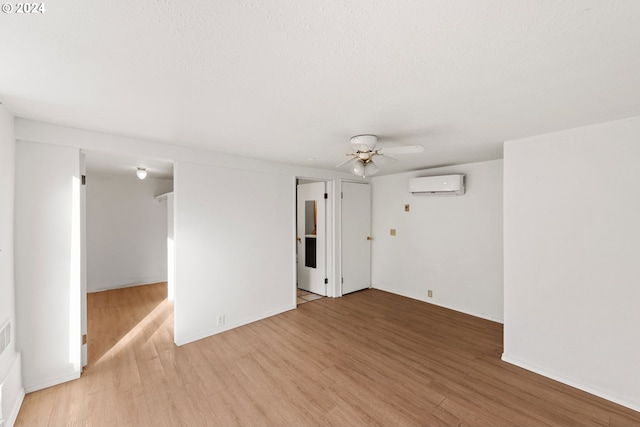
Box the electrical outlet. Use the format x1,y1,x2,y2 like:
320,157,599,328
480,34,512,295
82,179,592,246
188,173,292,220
428,290,433,298
390,228,396,236
217,314,225,326
404,204,410,212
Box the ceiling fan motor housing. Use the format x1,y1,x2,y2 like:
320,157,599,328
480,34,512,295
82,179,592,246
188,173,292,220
350,134,378,151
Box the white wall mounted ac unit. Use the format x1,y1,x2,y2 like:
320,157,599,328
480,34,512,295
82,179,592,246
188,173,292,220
409,174,465,195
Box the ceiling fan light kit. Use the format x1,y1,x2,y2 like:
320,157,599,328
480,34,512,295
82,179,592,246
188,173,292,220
136,167,147,179
351,160,379,178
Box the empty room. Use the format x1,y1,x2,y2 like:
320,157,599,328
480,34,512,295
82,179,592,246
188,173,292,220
1,1,640,426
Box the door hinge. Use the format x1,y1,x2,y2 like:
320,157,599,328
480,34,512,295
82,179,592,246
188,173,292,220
82,334,87,345
324,193,328,199
341,192,343,199
324,278,328,284
81,175,86,185
341,277,344,284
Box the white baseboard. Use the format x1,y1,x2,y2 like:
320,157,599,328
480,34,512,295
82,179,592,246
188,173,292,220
372,284,504,324
502,353,640,413
175,304,296,346
24,372,80,394
88,278,168,293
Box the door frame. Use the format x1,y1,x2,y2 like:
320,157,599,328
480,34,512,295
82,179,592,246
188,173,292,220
294,177,336,300
80,150,175,365
292,177,369,302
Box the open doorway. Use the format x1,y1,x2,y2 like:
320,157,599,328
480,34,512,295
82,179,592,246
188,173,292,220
82,151,174,367
295,178,332,305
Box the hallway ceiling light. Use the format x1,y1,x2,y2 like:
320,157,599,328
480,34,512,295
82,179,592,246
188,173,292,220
136,167,147,179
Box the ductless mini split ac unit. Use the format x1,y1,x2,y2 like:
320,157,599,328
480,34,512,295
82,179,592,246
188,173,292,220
409,174,466,195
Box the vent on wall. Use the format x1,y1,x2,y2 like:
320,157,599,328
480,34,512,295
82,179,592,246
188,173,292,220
0,320,10,356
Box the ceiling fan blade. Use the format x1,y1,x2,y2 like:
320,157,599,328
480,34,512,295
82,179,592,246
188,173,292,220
372,154,397,167
378,145,424,155
335,156,358,169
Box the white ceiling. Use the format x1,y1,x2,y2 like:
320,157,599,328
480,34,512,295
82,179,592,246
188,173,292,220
82,150,174,180
2,1,640,176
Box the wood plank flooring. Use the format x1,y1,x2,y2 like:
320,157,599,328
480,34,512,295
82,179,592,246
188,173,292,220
15,283,640,426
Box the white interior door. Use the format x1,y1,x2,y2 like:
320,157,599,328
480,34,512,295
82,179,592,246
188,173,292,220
341,182,371,295
297,182,326,296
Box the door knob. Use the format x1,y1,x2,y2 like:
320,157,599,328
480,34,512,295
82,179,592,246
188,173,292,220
367,236,373,241
296,237,302,242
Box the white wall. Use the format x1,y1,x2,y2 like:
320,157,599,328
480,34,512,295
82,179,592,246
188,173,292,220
86,174,173,292
174,162,295,345
14,141,82,392
14,119,360,349
371,160,504,322
503,115,640,412
0,107,16,370
0,106,24,427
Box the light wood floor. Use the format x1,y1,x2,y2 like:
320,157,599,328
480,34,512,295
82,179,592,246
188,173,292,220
15,283,640,426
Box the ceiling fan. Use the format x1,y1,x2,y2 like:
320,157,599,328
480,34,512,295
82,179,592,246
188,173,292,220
336,134,424,177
